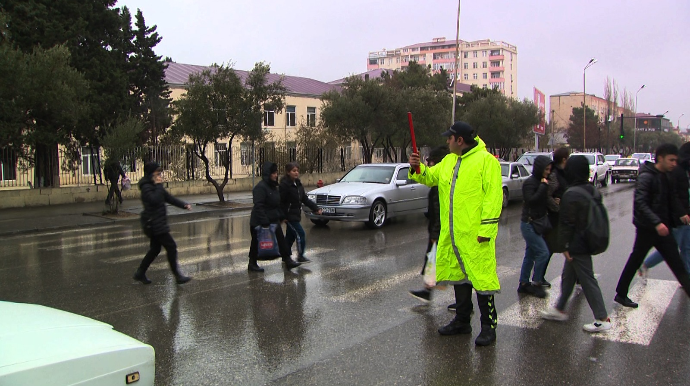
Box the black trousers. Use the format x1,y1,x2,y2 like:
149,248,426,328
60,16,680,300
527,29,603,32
106,179,122,203
454,284,497,328
616,227,690,298
248,224,292,263
139,232,181,276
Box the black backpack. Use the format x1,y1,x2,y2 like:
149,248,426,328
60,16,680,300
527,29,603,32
568,186,610,255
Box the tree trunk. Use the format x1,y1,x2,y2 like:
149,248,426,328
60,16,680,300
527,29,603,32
34,143,59,188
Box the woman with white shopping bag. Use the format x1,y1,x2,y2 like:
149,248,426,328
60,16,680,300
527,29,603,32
409,146,452,308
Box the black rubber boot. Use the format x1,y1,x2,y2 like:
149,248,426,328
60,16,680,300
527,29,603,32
476,294,497,346
133,268,152,284
283,258,302,270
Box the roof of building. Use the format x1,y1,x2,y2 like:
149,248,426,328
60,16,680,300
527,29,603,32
328,68,388,85
165,62,338,97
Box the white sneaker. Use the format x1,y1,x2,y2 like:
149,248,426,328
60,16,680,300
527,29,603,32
541,307,568,321
583,318,612,333
638,265,648,284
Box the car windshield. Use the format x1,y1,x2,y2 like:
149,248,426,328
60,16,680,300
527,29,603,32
581,155,596,165
631,153,651,160
605,155,620,161
517,154,548,165
500,164,509,177
340,165,395,184
615,159,638,166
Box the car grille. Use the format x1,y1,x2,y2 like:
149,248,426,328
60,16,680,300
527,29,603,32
315,195,341,205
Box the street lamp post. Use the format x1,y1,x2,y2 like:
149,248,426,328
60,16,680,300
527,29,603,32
678,113,685,130
634,85,645,151
583,58,597,150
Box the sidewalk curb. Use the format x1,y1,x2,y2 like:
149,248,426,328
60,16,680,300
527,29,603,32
1,205,253,237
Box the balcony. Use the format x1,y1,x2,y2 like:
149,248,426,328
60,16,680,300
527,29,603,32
489,55,504,60
489,78,505,83
489,66,504,72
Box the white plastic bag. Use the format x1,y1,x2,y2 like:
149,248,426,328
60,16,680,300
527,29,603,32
423,242,437,287
121,177,131,191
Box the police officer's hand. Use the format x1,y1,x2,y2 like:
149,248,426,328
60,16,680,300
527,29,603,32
409,152,421,169
477,236,490,243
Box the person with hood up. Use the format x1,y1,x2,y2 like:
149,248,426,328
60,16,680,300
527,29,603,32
541,155,611,332
539,147,570,287
280,162,321,263
517,155,552,298
133,162,192,285
409,122,503,347
614,143,690,308
639,142,690,278
248,162,302,272
104,158,127,205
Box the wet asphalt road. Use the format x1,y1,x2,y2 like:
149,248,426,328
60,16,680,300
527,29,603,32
2,181,690,386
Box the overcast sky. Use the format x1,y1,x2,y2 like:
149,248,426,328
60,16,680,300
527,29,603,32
117,0,689,127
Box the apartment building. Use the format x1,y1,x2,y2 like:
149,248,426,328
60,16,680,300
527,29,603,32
550,91,625,131
367,37,518,98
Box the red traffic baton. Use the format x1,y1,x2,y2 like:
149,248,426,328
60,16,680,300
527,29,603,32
407,112,420,173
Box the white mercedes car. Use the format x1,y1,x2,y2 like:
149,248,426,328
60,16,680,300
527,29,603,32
304,163,430,229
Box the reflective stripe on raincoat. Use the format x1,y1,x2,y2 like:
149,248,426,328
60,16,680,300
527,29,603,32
409,137,503,294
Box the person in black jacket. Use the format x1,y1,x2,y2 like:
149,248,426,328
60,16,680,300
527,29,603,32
540,147,570,287
133,162,192,285
541,155,611,332
104,158,127,205
280,162,321,263
615,143,690,308
409,146,449,303
248,162,301,272
517,155,552,298
640,142,690,277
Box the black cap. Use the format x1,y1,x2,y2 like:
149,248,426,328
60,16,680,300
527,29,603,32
442,121,475,140
144,162,162,176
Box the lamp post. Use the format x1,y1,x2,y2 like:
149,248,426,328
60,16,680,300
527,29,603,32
678,113,685,130
633,85,645,151
583,58,597,150
451,0,461,124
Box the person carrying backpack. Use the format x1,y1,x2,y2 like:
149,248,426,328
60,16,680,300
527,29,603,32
541,155,611,332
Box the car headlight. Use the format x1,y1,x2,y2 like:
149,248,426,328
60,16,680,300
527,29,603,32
342,196,367,205
307,194,316,201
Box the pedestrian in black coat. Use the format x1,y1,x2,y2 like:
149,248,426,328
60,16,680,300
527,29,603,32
280,162,321,263
133,162,192,285
409,146,450,304
248,162,301,272
104,158,127,205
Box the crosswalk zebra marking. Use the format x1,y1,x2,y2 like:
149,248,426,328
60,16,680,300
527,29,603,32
498,276,562,329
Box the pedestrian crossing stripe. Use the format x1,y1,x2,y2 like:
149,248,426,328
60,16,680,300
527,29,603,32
498,276,563,329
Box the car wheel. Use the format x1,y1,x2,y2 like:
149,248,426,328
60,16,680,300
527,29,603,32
502,188,508,208
366,199,387,229
601,172,608,187
310,219,329,226
611,177,616,184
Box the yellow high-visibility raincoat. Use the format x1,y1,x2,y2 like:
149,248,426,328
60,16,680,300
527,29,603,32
410,137,503,294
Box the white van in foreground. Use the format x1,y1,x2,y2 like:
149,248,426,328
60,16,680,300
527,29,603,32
0,301,154,386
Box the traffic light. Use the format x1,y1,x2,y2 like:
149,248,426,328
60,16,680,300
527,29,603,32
620,114,625,140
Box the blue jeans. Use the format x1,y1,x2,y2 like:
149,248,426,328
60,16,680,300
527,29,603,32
285,221,306,257
644,224,690,273
520,221,550,283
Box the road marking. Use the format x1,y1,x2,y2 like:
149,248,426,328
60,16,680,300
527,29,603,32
498,276,562,329
103,239,247,264
594,279,678,346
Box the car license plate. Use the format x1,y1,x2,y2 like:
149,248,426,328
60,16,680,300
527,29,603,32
322,207,335,214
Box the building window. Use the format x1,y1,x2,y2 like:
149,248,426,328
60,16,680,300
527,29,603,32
482,62,487,68
369,58,377,65
307,107,316,127
463,74,468,80
473,51,478,58
214,143,227,167
81,146,99,175
240,142,252,166
483,73,488,79
286,106,296,127
483,84,488,89
472,62,478,69
379,58,385,65
0,148,18,181
473,73,478,80
483,50,487,57
463,63,468,70
264,110,275,127
463,52,468,58
490,49,501,56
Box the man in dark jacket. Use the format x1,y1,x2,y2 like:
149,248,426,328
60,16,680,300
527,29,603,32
615,143,690,308
104,158,127,205
540,147,570,287
133,162,192,285
409,146,449,303
280,162,321,263
640,142,690,277
248,162,301,272
517,155,552,298
541,155,611,332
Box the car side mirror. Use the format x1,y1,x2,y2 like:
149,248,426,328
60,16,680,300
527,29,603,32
395,180,407,186
511,173,520,179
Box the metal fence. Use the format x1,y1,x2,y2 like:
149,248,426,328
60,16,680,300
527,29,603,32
0,143,392,189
